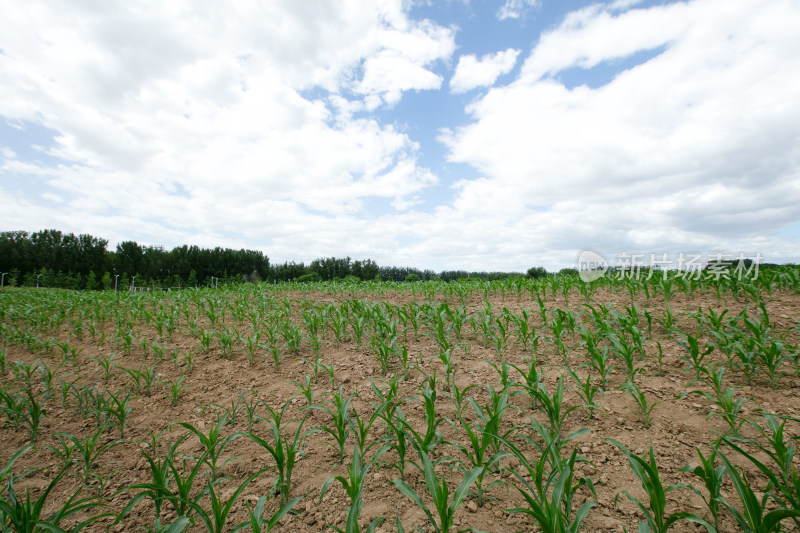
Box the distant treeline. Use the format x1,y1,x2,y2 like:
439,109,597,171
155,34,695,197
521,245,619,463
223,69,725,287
0,229,535,290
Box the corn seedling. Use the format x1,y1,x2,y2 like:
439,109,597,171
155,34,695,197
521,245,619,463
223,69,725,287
178,414,240,480
89,352,115,380
676,334,715,381
162,376,186,407
607,439,713,533
393,445,482,533
319,444,389,533
618,381,659,428
233,494,300,533
61,427,123,485
307,386,354,464
0,463,112,532
717,451,800,533
566,367,601,419
249,398,307,505
499,435,595,533
680,446,726,532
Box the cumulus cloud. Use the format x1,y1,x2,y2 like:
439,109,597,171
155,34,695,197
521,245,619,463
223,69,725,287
441,0,800,267
0,0,452,261
450,48,521,93
496,0,539,21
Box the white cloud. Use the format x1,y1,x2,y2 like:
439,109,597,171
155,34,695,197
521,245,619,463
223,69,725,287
496,0,539,21
0,0,452,262
440,0,800,268
450,48,521,93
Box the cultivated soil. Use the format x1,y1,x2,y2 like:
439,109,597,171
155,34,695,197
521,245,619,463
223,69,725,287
1,285,799,532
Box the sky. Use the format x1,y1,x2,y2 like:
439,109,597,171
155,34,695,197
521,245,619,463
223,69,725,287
1,0,799,273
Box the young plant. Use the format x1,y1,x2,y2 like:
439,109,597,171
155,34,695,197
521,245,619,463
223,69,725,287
162,376,186,407
680,446,726,533
676,334,714,381
393,446,482,533
566,367,601,419
607,440,713,533
178,414,240,480
0,463,112,532
717,451,800,533
319,444,389,533
452,408,509,507
233,495,301,533
307,386,354,465
618,381,659,428
500,437,595,533
248,398,308,505
61,427,124,485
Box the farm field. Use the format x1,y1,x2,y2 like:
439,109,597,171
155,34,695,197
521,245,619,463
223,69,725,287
1,269,799,532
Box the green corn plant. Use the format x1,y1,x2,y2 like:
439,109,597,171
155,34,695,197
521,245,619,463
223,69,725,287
307,386,354,464
0,387,24,430
281,322,303,355
618,381,659,428
178,414,240,480
290,375,315,406
212,394,243,427
607,440,713,533
36,361,62,393
103,388,132,438
402,376,445,454
509,355,544,409
236,389,261,432
349,402,388,457
443,374,477,423
566,367,601,419
162,376,186,407
183,469,267,533
722,413,800,521
679,366,748,437
680,446,726,533
319,444,389,533
0,463,112,532
118,364,159,396
717,451,800,533
116,432,180,528
499,436,595,533
242,330,262,364
10,360,41,390
732,339,760,385
526,376,578,440
248,398,307,505
393,445,482,533
608,333,642,384
232,495,300,533
90,352,116,380
452,408,509,507
199,329,214,353
654,341,666,376
61,427,124,485
757,340,789,389
263,342,286,370
676,334,714,381
182,349,196,374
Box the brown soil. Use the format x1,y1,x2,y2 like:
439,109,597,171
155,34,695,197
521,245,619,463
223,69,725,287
1,285,799,532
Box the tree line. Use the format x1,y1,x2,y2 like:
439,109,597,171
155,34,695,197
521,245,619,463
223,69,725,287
0,229,545,290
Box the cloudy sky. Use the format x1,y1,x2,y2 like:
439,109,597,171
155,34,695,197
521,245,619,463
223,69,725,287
1,0,799,272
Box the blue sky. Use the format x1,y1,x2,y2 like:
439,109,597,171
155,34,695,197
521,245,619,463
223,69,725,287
1,0,799,272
